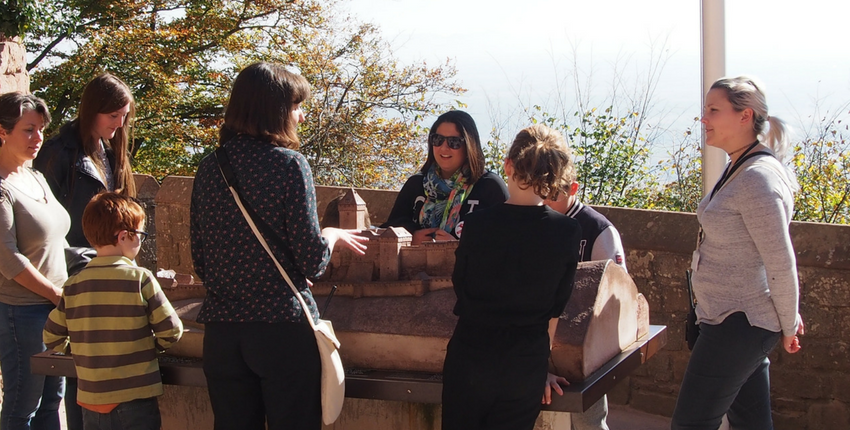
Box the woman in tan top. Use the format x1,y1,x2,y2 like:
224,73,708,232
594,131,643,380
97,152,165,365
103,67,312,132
0,92,70,430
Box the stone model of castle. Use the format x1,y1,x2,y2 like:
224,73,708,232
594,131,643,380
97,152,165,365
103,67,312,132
163,188,650,382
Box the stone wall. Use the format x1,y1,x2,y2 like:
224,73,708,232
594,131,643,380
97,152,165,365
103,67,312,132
153,179,850,429
0,36,30,95
596,206,850,430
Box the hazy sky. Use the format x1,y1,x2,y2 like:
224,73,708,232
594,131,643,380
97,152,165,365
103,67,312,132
344,0,850,150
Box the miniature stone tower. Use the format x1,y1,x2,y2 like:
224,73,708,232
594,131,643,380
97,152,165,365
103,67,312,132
338,188,369,230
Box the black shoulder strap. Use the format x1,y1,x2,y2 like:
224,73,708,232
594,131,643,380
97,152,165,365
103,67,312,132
214,147,296,265
709,150,773,201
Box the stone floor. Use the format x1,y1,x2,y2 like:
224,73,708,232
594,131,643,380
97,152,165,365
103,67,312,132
56,400,672,430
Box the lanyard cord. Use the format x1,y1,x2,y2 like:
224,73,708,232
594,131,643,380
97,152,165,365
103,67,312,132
709,141,761,201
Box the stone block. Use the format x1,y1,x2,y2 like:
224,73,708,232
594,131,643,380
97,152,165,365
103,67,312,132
790,221,850,270
633,377,678,395
628,389,677,417
832,373,850,403
800,268,850,307
807,401,849,430
671,352,690,381
771,371,826,400
535,411,571,430
595,206,699,254
772,408,808,430
159,385,214,430
800,340,849,372
625,250,655,281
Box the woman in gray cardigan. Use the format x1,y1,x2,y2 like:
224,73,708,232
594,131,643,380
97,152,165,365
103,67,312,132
671,77,804,430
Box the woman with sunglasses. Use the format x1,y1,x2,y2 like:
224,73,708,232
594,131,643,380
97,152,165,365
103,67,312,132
382,110,508,244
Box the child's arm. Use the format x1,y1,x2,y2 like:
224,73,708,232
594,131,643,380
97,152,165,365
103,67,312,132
142,274,184,351
43,297,70,354
543,318,569,404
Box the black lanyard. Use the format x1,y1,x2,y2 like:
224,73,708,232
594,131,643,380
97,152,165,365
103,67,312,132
699,141,772,247
709,141,771,201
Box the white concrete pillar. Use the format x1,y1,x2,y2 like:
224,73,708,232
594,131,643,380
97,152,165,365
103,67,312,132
700,0,728,196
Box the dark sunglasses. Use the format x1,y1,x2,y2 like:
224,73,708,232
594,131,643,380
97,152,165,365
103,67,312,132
429,134,465,150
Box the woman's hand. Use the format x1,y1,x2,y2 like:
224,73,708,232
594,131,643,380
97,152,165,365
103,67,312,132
541,372,569,405
13,264,62,305
321,227,368,255
411,228,455,245
783,317,805,354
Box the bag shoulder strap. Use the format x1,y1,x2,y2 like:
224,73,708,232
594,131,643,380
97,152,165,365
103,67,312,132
214,148,318,330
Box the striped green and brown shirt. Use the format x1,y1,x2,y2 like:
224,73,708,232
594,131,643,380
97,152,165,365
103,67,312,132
43,256,183,405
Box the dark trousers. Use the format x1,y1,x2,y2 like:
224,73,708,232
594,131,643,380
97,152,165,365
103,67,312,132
203,321,321,430
671,312,781,430
441,320,550,430
81,397,160,430
65,378,83,430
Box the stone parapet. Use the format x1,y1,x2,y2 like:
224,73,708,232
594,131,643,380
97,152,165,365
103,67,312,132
150,179,849,429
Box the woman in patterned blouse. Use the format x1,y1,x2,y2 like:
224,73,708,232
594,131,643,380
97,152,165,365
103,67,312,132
190,62,367,430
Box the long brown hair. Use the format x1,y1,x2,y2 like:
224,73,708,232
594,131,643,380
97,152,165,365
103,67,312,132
220,62,311,149
77,73,136,197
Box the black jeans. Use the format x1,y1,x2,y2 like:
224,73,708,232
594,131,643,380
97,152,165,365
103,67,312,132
671,312,781,430
442,320,550,430
81,398,160,430
203,321,321,430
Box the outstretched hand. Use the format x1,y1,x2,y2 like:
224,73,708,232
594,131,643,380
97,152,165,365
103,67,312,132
322,228,368,255
542,372,569,405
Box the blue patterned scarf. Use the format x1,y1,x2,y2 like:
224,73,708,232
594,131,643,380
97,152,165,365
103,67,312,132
419,164,474,235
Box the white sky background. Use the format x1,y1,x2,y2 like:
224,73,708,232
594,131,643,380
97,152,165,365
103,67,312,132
343,0,850,153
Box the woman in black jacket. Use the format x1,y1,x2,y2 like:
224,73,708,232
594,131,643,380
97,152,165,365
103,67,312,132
34,73,136,248
33,72,136,430
381,110,508,244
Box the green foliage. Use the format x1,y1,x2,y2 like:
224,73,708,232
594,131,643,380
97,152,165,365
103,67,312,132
0,0,39,38
483,137,508,180
647,120,703,213
792,111,850,223
26,0,463,185
566,107,656,207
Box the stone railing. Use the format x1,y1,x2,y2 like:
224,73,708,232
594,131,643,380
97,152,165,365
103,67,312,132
144,176,850,429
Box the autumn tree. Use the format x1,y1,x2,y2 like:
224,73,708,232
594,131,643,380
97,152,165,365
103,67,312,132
25,0,463,185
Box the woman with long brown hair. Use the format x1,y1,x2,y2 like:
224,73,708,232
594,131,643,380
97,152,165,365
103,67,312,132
191,62,367,430
34,72,137,430
35,72,137,248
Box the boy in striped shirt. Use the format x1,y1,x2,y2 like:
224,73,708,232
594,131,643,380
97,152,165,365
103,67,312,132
44,192,183,430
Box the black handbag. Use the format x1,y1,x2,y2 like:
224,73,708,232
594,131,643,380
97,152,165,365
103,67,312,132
685,269,699,351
